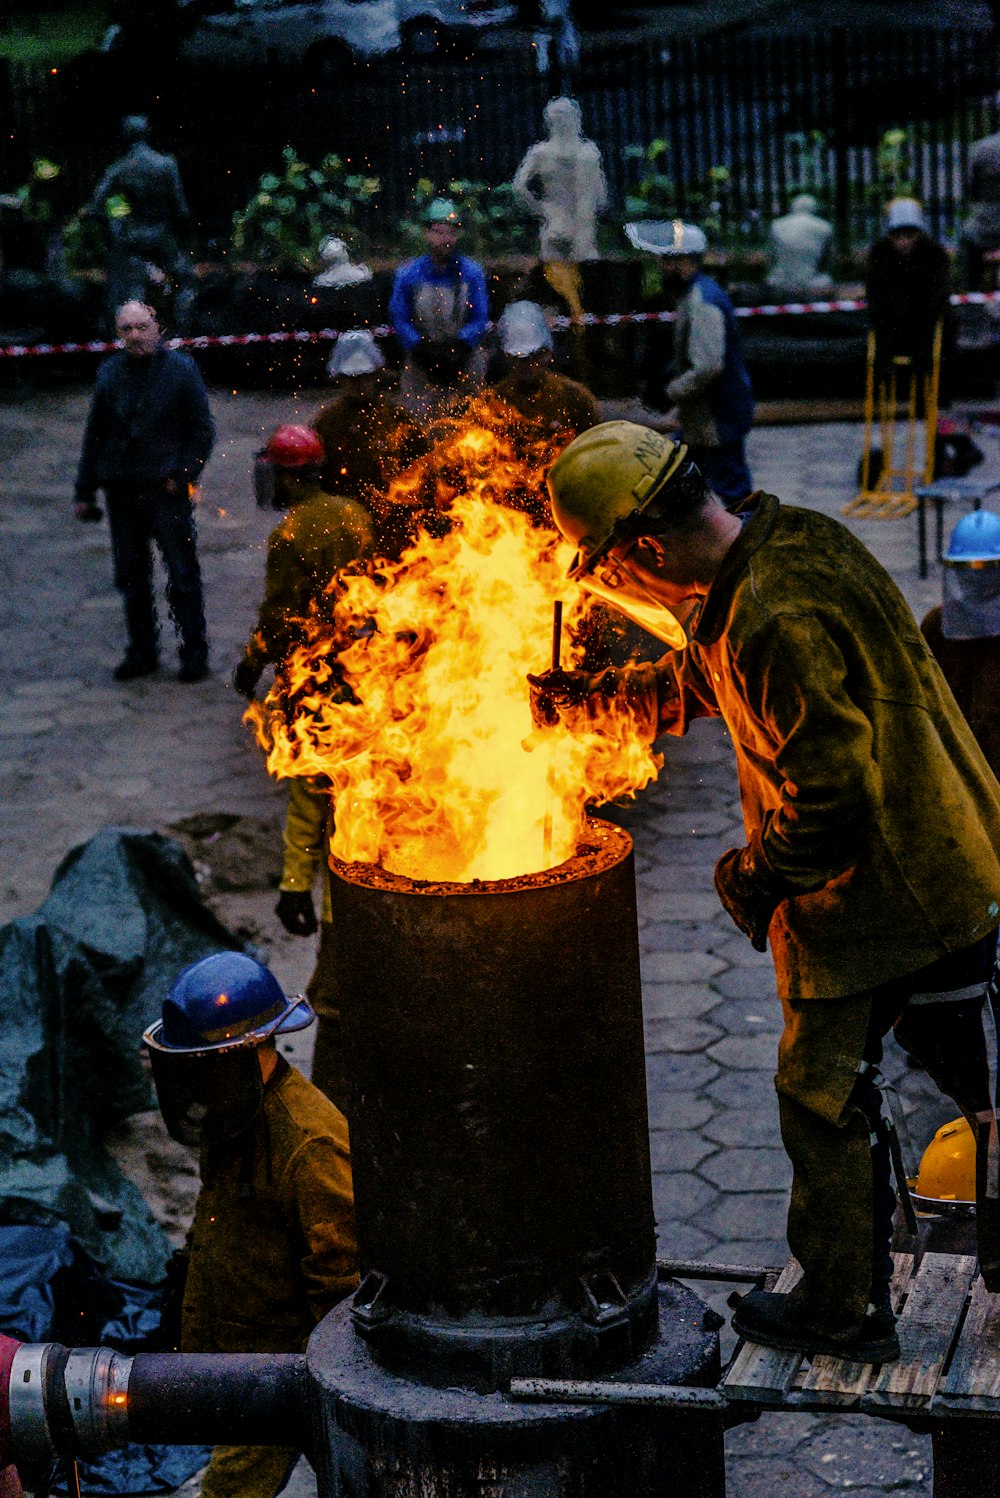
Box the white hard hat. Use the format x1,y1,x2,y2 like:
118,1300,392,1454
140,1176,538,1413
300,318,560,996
327,329,384,379
885,197,925,233
497,301,553,357
625,220,708,257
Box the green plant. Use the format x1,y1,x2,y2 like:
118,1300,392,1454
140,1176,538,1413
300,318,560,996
10,157,62,225
782,130,832,211
622,139,676,217
872,126,916,204
232,147,380,270
398,177,535,260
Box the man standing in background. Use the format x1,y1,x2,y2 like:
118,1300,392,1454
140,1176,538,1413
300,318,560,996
74,300,214,682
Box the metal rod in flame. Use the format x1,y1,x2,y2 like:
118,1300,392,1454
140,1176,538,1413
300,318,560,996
542,600,563,863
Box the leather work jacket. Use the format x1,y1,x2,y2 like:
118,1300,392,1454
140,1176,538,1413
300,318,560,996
181,1058,358,1354
243,485,374,675
615,494,1000,999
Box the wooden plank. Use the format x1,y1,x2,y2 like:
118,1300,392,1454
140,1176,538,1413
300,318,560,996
933,1276,1000,1416
722,1260,805,1405
863,1253,977,1414
793,1254,915,1409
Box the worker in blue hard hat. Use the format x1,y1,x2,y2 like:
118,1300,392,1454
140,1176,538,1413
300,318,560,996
921,508,1000,783
389,198,490,422
144,951,357,1498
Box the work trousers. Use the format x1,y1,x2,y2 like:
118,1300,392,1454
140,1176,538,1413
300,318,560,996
198,1443,300,1498
306,920,348,1117
776,930,998,1329
106,486,208,668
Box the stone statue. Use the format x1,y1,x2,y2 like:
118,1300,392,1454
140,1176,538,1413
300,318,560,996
511,97,607,262
767,193,833,298
84,115,196,331
313,236,372,289
962,126,1000,289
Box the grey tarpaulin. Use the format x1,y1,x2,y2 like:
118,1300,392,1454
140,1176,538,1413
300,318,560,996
0,828,245,1283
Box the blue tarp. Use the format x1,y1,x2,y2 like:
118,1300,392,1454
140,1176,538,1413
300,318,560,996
0,828,244,1282
0,830,246,1492
0,1224,210,1494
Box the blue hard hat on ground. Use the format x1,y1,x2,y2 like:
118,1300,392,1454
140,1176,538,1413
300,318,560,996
944,509,1000,565
145,951,314,1054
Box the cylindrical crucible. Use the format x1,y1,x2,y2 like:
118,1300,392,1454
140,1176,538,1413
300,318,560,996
328,817,658,1390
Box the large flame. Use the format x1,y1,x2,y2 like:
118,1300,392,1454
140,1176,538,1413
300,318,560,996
249,408,662,883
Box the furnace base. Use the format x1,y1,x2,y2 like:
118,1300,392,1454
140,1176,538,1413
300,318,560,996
309,1283,723,1498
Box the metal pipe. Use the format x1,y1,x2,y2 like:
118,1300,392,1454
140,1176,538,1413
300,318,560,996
6,1345,308,1463
508,1377,728,1411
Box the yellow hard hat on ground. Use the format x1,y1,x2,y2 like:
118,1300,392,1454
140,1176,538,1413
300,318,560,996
911,1116,976,1207
547,422,689,580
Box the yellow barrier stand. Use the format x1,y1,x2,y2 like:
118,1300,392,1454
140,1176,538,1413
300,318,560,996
845,320,942,518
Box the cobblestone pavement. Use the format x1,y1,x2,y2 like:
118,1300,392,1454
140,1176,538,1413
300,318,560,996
2,382,994,1495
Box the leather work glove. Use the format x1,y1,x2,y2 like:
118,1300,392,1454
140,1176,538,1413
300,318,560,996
275,889,318,937
232,657,263,699
714,844,783,953
527,667,604,729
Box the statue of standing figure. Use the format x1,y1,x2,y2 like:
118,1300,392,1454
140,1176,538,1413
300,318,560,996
512,97,607,263
767,193,834,298
84,115,197,332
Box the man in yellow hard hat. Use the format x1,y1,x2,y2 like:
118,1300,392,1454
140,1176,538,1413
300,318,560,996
529,421,1000,1362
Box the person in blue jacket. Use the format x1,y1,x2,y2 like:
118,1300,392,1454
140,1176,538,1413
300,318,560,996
628,220,754,507
389,198,489,422
74,301,215,681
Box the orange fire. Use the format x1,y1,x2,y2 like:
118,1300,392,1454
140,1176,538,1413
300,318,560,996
249,408,662,883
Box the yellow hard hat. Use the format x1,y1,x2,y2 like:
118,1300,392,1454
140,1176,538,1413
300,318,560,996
547,422,689,580
912,1116,976,1206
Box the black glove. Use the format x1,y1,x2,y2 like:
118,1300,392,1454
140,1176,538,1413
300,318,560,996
714,844,783,953
527,667,604,729
232,657,263,699
75,500,104,521
275,888,318,937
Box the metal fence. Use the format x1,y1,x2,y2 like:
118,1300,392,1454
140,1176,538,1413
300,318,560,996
3,26,1000,256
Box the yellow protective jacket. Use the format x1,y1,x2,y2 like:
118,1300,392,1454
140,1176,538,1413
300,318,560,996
243,486,374,673
281,774,332,924
618,493,1000,999
181,1058,358,1354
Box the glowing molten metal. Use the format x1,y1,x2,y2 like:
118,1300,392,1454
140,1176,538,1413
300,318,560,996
249,416,661,883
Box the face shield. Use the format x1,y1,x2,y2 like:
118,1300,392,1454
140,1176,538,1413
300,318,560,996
578,543,689,650
146,1043,264,1148
942,559,1000,640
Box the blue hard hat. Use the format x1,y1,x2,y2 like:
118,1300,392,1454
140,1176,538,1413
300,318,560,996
944,509,1000,565
144,952,314,1054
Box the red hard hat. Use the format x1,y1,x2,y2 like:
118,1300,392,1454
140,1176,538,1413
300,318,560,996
264,424,325,469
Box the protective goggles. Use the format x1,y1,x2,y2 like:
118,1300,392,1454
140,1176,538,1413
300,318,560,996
578,540,688,649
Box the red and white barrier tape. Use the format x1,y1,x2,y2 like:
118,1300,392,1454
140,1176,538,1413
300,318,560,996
3,291,1000,359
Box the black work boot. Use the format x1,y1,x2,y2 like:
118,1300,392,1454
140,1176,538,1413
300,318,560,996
177,659,209,683
731,1290,900,1363
114,651,158,681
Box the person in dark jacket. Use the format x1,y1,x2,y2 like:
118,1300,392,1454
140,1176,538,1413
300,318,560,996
529,423,1000,1363
866,197,951,375
626,220,754,507
145,952,357,1498
74,301,215,681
